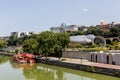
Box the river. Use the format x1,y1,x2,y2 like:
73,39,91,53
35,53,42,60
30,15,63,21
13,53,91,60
0,55,119,80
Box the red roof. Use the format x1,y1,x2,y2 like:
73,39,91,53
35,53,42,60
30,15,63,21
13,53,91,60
24,54,35,58
15,54,24,58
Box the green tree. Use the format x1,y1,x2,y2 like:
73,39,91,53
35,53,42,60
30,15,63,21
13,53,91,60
37,31,70,58
102,31,112,38
86,26,104,36
69,31,85,36
22,31,70,58
57,32,70,49
22,38,38,54
54,44,62,58
54,32,70,58
18,34,38,46
110,27,120,37
37,31,56,58
8,35,19,46
0,40,8,49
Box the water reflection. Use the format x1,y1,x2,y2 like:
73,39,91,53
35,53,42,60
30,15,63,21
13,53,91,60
23,66,55,80
0,56,120,80
0,55,10,64
10,61,36,69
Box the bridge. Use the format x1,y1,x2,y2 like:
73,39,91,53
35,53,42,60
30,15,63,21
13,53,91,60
105,37,120,44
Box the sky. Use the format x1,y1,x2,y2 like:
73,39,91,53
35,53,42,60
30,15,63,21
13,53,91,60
0,0,120,36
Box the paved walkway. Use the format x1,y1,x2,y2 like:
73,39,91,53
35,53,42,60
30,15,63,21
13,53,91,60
61,58,120,70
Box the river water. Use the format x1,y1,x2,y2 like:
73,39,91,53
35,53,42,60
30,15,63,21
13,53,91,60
0,55,119,80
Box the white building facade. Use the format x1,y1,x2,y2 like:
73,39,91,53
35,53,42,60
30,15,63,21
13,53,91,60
11,31,35,37
90,52,120,66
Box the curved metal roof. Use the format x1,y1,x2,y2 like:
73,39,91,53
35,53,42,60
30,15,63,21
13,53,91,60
70,35,95,42
70,34,95,44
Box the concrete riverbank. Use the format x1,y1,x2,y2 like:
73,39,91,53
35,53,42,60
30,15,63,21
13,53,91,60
39,58,120,77
0,52,13,56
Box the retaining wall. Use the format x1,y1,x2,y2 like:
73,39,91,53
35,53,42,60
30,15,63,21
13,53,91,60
0,52,13,56
41,60,120,77
62,51,90,60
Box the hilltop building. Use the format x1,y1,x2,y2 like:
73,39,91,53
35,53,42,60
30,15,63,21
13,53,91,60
65,25,78,32
99,20,120,29
11,31,35,38
50,23,87,33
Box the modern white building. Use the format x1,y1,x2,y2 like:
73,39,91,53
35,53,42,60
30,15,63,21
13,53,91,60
65,25,78,32
11,31,35,37
50,27,65,33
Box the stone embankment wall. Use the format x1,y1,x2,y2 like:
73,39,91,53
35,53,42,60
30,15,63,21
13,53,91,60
62,51,90,60
41,60,120,77
0,52,13,56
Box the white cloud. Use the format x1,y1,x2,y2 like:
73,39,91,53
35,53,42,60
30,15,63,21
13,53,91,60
82,8,88,12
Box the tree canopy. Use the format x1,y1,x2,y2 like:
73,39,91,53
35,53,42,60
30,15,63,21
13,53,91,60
37,31,56,56
22,38,38,54
22,31,70,57
0,40,7,49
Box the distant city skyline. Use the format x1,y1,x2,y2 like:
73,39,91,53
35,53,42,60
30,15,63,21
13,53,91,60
0,0,120,36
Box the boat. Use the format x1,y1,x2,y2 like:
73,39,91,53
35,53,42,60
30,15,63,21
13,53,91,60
13,53,36,64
